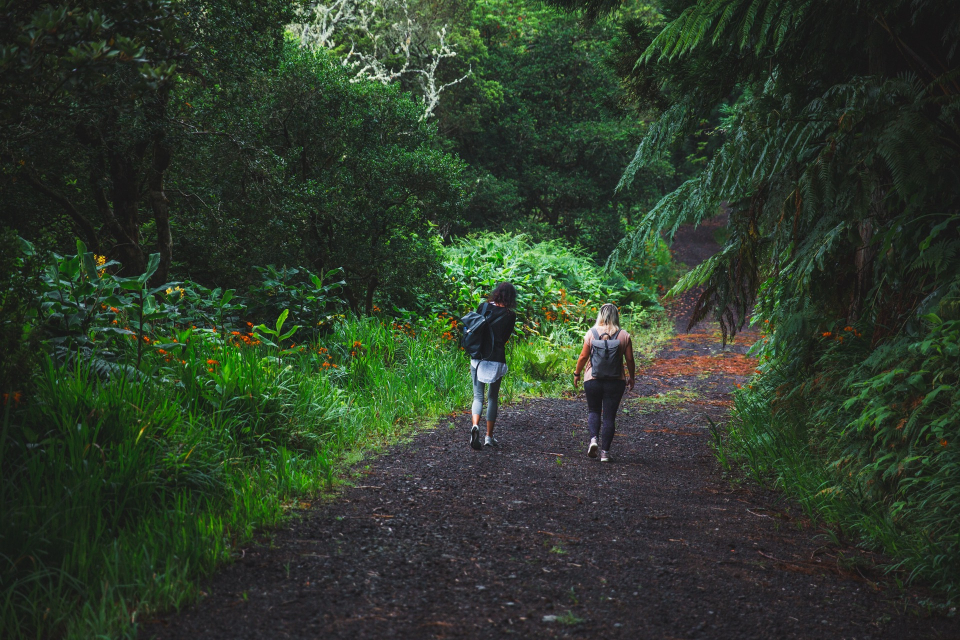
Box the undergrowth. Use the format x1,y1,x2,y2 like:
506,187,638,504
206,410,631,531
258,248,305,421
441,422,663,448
714,315,960,603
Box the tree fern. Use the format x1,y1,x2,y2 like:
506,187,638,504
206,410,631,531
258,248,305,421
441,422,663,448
569,0,960,592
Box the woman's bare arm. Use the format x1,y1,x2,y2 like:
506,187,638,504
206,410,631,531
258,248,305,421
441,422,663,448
624,335,636,389
573,336,591,387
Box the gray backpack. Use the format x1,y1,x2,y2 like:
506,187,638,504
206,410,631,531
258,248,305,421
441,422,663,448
590,328,623,380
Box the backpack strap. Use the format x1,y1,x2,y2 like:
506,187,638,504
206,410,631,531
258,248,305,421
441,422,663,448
593,327,621,341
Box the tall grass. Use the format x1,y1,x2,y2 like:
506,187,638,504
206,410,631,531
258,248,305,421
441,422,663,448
0,317,469,638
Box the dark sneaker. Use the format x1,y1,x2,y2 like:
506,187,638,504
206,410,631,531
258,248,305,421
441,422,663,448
470,425,482,450
587,437,599,458
600,450,611,462
484,435,498,448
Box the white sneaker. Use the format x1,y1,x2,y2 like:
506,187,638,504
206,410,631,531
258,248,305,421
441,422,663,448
470,425,482,450
587,437,599,458
484,435,498,448
600,450,611,462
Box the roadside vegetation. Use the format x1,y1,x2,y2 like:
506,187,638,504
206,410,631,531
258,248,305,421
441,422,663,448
552,0,960,602
0,231,673,638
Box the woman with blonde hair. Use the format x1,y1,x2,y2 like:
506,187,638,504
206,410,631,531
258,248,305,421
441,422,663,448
573,303,635,462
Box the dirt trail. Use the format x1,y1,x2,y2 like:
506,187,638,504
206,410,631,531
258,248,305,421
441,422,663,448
142,221,959,640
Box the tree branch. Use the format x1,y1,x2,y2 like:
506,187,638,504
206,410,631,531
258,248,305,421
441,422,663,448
9,156,101,252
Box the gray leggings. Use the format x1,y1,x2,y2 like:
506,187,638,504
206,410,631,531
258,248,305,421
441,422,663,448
471,366,502,422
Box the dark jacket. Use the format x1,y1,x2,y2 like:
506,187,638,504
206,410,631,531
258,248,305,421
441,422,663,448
477,302,516,364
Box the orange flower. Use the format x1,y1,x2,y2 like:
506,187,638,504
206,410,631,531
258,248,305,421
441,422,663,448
157,349,167,355
843,326,853,332
941,439,949,448
821,332,832,338
231,331,240,336
206,359,219,365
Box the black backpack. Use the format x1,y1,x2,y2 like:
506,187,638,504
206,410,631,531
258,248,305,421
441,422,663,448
460,303,495,360
590,327,623,379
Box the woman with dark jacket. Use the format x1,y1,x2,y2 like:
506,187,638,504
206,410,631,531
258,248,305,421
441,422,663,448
469,282,517,450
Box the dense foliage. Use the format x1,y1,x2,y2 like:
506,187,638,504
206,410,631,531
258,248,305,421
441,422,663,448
0,0,296,281
1,4,466,310
293,0,683,258
171,45,466,313
555,0,960,594
439,231,670,323
443,1,667,257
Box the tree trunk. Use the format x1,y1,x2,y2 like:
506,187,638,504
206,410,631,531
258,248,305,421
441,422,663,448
364,276,379,316
149,137,173,286
106,145,148,276
851,216,875,322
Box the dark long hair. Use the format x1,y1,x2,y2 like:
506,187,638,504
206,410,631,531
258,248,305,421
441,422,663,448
487,282,517,309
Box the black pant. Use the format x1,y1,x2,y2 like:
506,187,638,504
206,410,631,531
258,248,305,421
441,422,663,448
583,379,626,452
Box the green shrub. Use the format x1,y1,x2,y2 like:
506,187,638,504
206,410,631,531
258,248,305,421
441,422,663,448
721,313,960,599
437,232,667,331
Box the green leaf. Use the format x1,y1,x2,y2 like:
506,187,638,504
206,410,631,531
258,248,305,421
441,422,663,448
17,236,36,256
81,252,98,280
140,253,161,283
275,308,289,333
279,326,301,342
